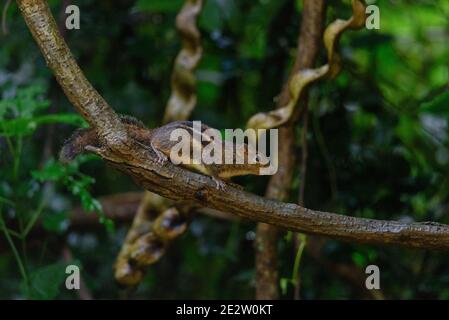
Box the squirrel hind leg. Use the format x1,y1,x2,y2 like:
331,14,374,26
59,128,99,163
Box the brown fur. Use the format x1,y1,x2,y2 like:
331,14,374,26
60,118,267,188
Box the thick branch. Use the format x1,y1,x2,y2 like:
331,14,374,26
86,142,449,250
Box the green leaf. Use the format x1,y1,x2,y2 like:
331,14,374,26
32,160,67,182
15,84,50,116
21,262,67,299
421,90,449,117
0,118,38,136
104,218,115,234
32,158,113,233
34,114,87,127
0,114,87,137
351,252,366,268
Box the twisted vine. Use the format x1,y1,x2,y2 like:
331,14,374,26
163,0,203,123
114,193,193,285
247,0,366,130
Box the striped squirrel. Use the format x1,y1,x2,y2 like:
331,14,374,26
60,115,269,189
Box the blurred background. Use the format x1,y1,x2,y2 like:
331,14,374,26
0,0,448,299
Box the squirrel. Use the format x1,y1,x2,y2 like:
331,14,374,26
60,115,269,189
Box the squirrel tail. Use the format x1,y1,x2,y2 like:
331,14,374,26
59,128,99,163
59,114,145,163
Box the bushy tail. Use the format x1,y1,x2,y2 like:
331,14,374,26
59,114,145,163
59,128,99,163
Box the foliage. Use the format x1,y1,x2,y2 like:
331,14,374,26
0,85,107,298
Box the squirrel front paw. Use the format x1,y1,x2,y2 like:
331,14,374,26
151,146,168,164
212,176,226,190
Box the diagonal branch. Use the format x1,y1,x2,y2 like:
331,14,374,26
88,142,449,250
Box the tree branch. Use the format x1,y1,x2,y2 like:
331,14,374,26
17,0,449,251
88,142,449,250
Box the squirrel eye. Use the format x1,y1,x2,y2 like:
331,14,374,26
255,155,260,162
